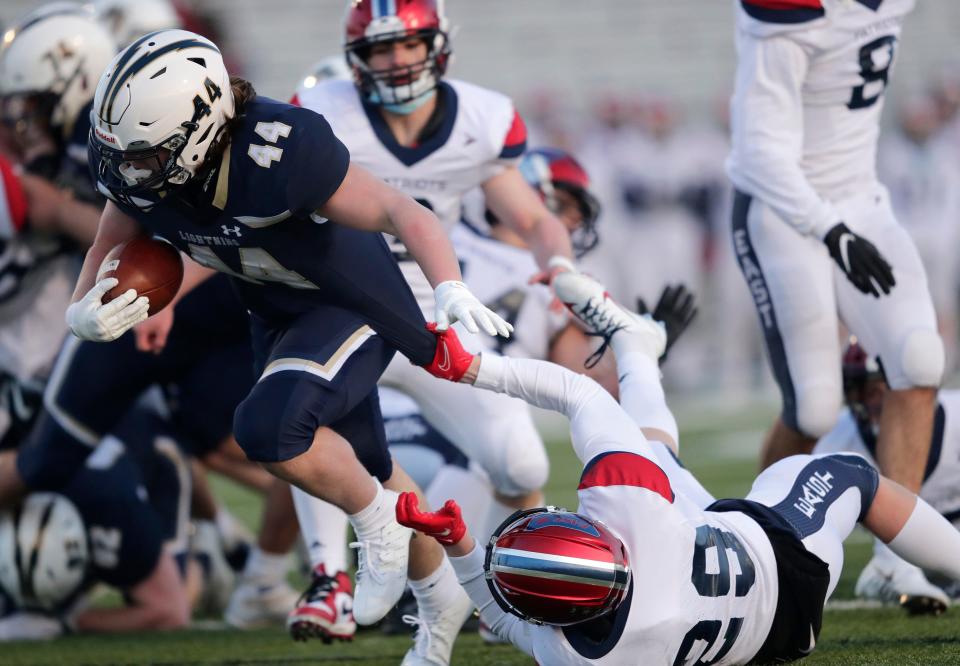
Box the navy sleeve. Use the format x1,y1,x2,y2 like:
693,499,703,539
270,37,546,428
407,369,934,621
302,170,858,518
284,108,351,214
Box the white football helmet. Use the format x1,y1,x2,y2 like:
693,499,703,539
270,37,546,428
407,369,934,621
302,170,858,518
92,0,181,49
0,2,117,140
90,29,234,210
0,493,89,612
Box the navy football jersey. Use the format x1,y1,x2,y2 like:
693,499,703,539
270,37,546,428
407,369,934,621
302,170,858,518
63,437,164,590
93,97,432,363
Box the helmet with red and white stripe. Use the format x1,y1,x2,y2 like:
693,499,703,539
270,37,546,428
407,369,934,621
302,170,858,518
519,148,601,258
343,0,451,111
484,506,630,626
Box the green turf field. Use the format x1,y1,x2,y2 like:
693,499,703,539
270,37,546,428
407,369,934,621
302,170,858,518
5,403,960,665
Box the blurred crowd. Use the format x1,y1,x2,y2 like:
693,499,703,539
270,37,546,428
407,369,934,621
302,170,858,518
517,72,960,397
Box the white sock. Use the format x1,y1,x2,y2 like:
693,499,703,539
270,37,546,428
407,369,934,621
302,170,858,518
409,557,463,614
348,479,396,538
888,496,960,582
614,350,678,445
242,546,289,584
291,487,349,573
872,538,902,565
610,322,661,360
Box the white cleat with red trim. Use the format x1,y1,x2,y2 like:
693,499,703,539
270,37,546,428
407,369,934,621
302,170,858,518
287,565,356,643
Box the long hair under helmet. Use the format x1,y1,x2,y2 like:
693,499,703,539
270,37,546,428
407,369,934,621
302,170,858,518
485,506,631,626
89,29,234,210
344,0,451,114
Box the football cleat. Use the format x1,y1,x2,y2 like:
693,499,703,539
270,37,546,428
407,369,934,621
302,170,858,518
287,565,356,643
553,272,666,366
400,585,474,666
350,508,412,626
224,578,300,629
855,555,949,615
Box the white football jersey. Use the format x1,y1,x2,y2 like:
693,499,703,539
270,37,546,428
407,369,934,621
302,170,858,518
0,160,76,382
727,0,916,238
519,451,779,666
0,253,75,382
293,79,526,314
815,393,960,523
451,223,567,360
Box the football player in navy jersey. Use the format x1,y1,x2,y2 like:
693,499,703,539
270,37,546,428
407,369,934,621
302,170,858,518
0,5,304,629
0,407,191,638
74,29,511,635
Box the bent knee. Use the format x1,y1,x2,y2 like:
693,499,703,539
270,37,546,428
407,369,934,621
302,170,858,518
789,387,843,439
889,328,944,389
490,437,549,497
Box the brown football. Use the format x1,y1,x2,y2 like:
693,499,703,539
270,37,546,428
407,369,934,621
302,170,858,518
97,236,184,316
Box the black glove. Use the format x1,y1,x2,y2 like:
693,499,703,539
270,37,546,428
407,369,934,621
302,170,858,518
637,284,698,360
823,223,895,298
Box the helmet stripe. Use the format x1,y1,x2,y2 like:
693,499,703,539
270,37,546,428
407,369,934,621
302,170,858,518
492,548,629,583
100,38,221,123
98,30,169,119
495,562,630,590
11,5,87,40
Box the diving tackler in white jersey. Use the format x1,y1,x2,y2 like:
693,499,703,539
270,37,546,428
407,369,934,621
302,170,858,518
399,272,960,665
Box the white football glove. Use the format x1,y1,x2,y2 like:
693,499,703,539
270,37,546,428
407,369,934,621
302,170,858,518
433,280,513,338
65,277,150,342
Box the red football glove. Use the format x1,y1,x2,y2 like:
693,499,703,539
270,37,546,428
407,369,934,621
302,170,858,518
422,322,475,382
395,491,467,546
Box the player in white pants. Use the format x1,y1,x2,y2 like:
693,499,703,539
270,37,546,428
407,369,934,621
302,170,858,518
290,5,589,656
814,340,960,611
398,273,960,664
727,0,943,494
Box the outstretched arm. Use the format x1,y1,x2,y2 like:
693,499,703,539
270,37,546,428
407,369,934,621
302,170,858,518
319,164,511,337
473,352,661,466
73,552,189,633
483,166,574,275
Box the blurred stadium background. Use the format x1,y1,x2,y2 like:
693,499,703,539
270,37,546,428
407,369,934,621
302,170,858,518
6,1,960,412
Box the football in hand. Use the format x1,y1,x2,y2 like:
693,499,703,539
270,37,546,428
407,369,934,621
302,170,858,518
97,236,184,316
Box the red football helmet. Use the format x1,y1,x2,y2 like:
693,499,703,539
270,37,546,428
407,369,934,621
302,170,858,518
484,507,630,626
343,0,451,109
519,148,601,257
